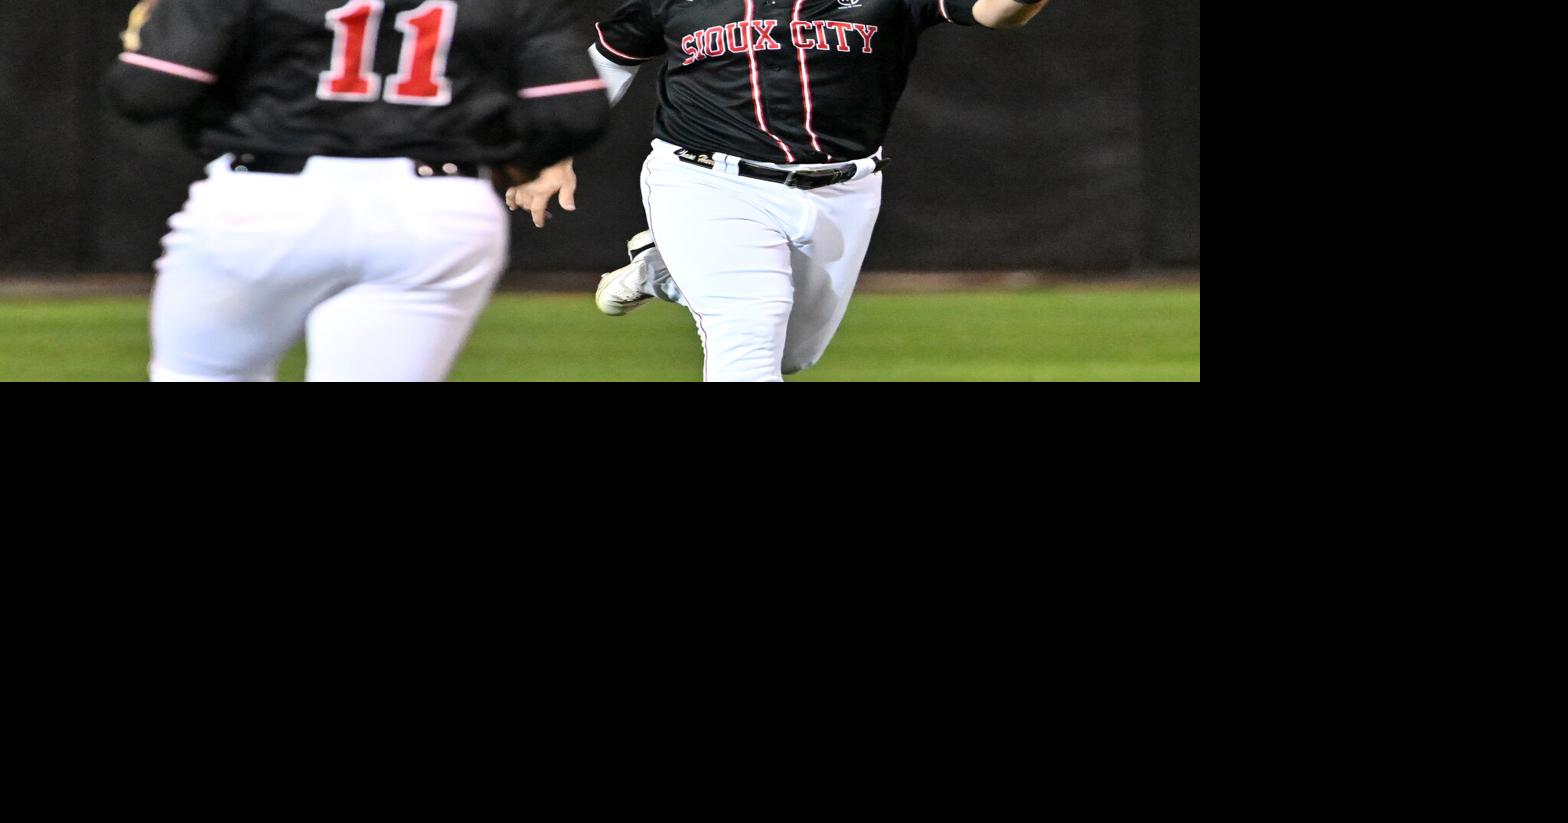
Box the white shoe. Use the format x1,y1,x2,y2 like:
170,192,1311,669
595,231,658,317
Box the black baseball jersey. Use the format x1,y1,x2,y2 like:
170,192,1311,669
104,0,610,167
595,0,978,164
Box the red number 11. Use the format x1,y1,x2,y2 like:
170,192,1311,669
318,0,457,106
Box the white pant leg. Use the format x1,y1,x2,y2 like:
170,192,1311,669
782,173,883,375
641,247,687,307
642,155,797,383
151,161,345,382
305,176,507,382
151,158,506,383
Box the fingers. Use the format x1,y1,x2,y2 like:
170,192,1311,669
503,167,579,226
559,177,577,213
504,185,553,226
505,186,549,224
529,196,551,229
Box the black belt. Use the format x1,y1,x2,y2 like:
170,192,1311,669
675,148,887,190
230,153,480,178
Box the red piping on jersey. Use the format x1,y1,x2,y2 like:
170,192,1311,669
792,0,825,157
118,52,218,85
519,78,608,99
744,0,795,162
595,23,659,61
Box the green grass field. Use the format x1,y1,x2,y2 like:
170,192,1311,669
0,289,1200,381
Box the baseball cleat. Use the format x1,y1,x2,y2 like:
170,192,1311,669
595,231,658,317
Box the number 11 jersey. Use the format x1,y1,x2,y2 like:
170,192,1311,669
105,0,605,164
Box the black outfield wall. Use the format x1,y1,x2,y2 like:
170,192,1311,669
0,0,1199,274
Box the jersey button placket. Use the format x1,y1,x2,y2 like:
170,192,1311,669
747,2,790,160
759,10,792,126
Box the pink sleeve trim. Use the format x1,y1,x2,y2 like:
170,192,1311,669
519,78,609,99
118,52,218,85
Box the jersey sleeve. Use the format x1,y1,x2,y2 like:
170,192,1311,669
103,0,248,122
121,0,247,85
511,2,608,90
507,2,612,170
907,0,979,29
594,1,667,66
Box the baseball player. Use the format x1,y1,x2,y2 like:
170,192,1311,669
104,0,610,382
508,0,1049,382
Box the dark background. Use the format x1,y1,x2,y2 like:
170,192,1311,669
0,0,1199,275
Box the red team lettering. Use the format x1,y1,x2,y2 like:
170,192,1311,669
682,18,877,65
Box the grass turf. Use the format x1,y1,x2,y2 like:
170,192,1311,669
0,289,1200,382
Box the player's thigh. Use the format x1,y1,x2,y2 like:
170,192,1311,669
782,177,883,375
643,169,797,381
151,174,340,381
362,177,510,288
305,208,507,382
303,284,497,382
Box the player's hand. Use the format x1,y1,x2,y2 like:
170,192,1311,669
506,158,577,229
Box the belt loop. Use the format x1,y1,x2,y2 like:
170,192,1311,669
716,151,740,177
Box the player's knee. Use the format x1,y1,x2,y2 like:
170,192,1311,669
149,362,274,383
704,339,787,382
708,356,784,382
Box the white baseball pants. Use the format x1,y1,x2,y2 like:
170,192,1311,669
150,156,508,382
639,139,884,382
